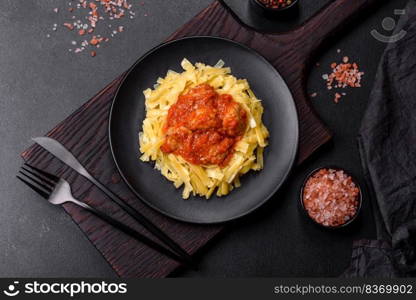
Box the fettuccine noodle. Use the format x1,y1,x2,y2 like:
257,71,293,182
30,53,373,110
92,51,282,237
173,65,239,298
139,59,269,199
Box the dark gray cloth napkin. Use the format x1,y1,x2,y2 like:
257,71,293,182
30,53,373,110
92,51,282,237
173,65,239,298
345,0,416,277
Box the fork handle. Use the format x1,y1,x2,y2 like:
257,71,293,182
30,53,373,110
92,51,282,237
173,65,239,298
89,178,195,265
70,199,196,268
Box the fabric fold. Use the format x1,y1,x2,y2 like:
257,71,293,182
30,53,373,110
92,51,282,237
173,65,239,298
348,0,416,277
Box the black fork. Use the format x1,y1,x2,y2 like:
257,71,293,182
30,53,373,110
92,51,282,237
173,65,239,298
17,163,196,268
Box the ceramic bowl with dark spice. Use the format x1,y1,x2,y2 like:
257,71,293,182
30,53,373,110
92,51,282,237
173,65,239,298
299,167,362,229
251,0,299,14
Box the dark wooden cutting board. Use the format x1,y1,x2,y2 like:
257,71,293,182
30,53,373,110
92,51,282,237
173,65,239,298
21,0,384,277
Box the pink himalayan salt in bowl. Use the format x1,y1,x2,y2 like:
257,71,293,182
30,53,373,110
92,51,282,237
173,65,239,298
300,167,362,228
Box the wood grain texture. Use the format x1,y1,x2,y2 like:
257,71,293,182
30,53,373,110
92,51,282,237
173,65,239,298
21,0,385,277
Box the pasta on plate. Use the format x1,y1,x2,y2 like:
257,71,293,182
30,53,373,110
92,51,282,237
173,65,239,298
139,58,269,199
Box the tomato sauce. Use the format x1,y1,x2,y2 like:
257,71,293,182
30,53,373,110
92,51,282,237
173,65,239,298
160,84,247,167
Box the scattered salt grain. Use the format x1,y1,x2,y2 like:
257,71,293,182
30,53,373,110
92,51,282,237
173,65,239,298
323,56,364,103
48,0,138,57
63,23,74,30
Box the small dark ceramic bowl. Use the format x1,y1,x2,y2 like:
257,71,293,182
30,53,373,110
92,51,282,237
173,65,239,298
299,166,362,229
251,0,299,14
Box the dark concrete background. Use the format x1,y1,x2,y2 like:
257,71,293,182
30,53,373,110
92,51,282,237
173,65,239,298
0,0,409,277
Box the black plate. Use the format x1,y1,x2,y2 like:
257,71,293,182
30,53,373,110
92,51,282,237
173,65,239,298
109,36,298,224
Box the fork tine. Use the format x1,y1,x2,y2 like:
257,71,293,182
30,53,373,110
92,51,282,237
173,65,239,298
16,175,50,199
21,166,56,187
19,170,54,193
23,163,59,183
